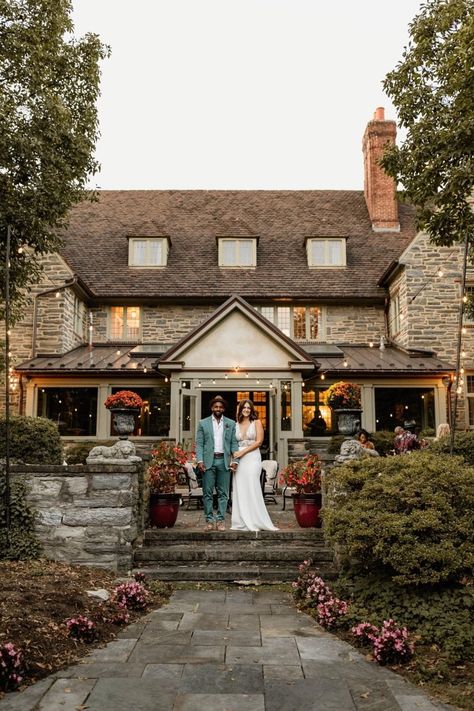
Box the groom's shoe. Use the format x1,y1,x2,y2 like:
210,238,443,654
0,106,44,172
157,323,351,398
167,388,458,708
204,522,214,531
216,522,226,531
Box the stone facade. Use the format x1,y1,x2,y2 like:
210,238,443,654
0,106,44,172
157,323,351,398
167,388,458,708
11,462,144,572
325,305,385,343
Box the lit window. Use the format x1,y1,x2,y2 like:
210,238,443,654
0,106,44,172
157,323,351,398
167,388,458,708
109,306,141,340
307,238,346,267
256,305,322,341
128,238,168,267
219,239,257,267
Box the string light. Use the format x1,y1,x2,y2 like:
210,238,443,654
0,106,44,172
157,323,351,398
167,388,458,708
369,341,374,348
343,360,348,368
224,373,228,379
55,291,60,298
463,295,468,303
143,366,147,373
320,373,325,380
437,268,444,277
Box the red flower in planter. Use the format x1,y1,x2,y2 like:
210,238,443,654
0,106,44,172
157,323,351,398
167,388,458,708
104,390,143,410
280,455,322,494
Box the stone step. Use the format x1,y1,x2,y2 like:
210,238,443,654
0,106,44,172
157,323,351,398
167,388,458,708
143,529,326,543
134,545,334,563
134,561,338,583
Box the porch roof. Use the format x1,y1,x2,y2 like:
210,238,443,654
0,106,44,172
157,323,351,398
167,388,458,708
15,343,454,378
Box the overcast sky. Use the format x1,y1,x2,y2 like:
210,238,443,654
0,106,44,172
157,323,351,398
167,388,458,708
72,0,423,191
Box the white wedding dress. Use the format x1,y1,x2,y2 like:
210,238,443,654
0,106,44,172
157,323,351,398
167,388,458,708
231,421,278,531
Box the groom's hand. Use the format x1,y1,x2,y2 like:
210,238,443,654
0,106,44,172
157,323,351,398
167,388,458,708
197,461,205,472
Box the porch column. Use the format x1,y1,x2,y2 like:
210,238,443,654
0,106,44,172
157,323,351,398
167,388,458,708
361,384,375,432
292,378,304,437
96,384,110,439
25,381,36,417
169,377,180,440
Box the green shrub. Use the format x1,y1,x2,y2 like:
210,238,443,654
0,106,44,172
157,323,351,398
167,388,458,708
0,479,41,560
0,416,63,464
327,435,345,454
323,451,474,585
64,440,114,464
370,430,396,456
332,574,474,664
429,430,474,465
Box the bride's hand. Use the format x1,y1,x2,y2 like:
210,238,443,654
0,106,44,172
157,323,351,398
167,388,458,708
233,451,241,459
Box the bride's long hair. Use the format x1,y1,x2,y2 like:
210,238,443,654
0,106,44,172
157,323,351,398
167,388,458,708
236,399,258,423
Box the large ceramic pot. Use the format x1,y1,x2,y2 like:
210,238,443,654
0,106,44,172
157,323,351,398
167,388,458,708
334,409,362,436
292,493,322,528
110,408,140,439
149,493,181,528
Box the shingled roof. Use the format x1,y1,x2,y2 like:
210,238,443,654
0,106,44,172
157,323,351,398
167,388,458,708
60,190,417,301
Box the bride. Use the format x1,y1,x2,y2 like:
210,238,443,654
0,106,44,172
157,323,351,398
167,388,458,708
231,399,278,532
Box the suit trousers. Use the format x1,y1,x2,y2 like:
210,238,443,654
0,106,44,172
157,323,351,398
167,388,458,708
202,456,230,522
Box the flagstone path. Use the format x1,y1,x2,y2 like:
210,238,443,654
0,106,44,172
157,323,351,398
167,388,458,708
0,589,452,711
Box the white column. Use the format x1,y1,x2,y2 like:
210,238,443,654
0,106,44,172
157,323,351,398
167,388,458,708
292,377,304,437
96,384,110,438
25,381,36,417
361,384,375,432
169,377,180,440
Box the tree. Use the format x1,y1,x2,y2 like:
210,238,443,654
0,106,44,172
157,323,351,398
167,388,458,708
381,0,474,248
0,0,109,325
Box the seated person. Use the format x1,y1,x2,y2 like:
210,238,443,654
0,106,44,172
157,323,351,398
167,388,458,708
394,425,421,454
357,429,375,450
308,409,327,436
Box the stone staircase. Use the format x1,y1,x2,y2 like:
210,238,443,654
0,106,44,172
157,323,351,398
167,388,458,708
133,529,336,583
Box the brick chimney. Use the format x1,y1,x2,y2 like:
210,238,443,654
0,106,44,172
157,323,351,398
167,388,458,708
362,107,400,232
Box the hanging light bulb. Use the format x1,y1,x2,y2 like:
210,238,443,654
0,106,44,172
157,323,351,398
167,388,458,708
437,268,444,277
165,376,168,383
460,367,465,374
116,349,121,356
245,372,249,378
343,360,348,367
212,379,216,385
198,381,202,388
461,350,466,358
55,291,61,298
457,385,463,394
463,295,468,303
320,373,325,380
369,341,374,348
224,373,228,379
143,366,147,373
17,246,23,254
462,327,467,335
256,379,260,385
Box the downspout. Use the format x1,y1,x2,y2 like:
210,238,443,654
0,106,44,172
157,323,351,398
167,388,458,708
383,297,390,341
31,277,77,358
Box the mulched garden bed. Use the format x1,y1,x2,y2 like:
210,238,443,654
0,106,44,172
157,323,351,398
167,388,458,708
0,559,172,697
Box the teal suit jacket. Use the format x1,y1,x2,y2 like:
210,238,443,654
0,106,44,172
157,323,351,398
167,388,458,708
196,416,239,470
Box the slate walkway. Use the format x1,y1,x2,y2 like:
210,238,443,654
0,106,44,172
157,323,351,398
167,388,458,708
0,589,452,711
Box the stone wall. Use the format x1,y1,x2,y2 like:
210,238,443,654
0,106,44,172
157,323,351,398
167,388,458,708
325,305,385,343
11,462,144,573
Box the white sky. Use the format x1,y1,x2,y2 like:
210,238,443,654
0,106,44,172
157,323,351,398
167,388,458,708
72,0,423,191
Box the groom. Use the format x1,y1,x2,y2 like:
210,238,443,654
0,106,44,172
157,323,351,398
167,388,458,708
196,395,239,531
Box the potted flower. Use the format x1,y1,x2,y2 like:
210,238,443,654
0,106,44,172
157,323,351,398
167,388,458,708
324,381,362,435
147,441,188,528
104,390,143,439
280,454,322,528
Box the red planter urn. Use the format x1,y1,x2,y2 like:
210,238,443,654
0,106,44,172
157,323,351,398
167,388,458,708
292,493,322,528
149,493,181,528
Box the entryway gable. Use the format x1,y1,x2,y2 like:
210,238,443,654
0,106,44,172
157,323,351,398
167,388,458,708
159,295,315,370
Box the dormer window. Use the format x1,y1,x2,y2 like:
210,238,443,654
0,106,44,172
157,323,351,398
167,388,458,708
218,238,257,268
306,238,346,267
128,237,169,267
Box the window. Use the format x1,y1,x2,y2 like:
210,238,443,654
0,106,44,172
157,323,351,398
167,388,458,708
37,387,97,436
464,285,474,324
302,382,332,434
109,306,141,340
73,296,85,338
218,238,256,267
374,387,435,432
467,375,474,427
128,238,168,267
389,292,401,336
307,238,346,267
256,305,321,340
280,381,292,431
110,383,171,436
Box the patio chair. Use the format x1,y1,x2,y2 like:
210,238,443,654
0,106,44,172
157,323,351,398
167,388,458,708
184,462,203,509
261,459,278,505
282,483,296,510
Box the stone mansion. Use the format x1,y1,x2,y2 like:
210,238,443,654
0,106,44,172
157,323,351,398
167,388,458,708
4,108,472,466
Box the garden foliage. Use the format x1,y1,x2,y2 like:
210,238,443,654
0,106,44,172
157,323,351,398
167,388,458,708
0,416,63,464
429,430,474,465
0,480,41,560
323,451,474,585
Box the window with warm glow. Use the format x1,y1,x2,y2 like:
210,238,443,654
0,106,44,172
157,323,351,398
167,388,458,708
218,238,257,267
109,306,141,340
280,381,292,431
256,305,322,340
307,238,346,267
129,238,168,267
